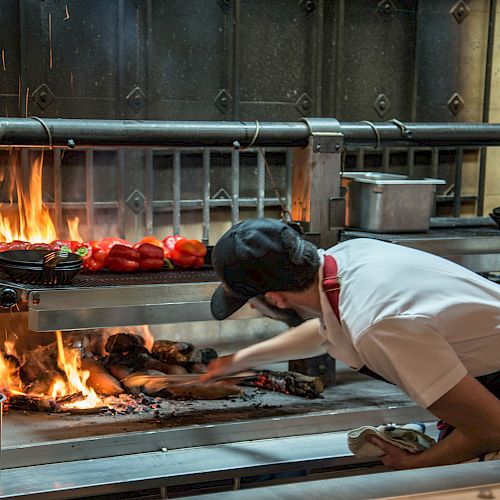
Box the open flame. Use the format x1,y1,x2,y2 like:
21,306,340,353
49,331,102,409
0,150,79,243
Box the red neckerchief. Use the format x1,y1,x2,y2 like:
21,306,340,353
323,255,340,322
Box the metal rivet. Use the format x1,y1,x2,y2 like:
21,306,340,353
67,139,76,148
315,144,322,151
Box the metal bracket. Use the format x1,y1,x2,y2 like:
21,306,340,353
378,0,395,21
300,0,317,14
295,93,314,116
126,86,146,113
33,84,55,111
373,93,391,117
301,118,344,153
447,92,465,116
214,89,233,114
126,189,146,214
450,0,470,24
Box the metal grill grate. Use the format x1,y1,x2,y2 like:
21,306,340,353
0,267,218,290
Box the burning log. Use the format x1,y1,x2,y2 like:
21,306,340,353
243,370,324,399
105,332,145,353
151,340,218,373
81,356,123,396
104,334,189,380
19,342,60,392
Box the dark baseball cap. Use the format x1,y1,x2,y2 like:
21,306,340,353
210,218,319,320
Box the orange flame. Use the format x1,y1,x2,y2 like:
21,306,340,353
0,351,22,394
50,331,102,409
67,216,83,242
0,151,81,243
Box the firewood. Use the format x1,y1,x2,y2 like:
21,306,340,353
243,370,324,399
151,340,194,364
188,348,218,364
105,333,145,353
81,357,123,396
105,363,135,384
6,394,64,413
55,392,84,404
143,357,188,375
160,381,242,400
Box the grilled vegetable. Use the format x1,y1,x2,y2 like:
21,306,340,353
171,238,206,268
105,244,140,273
136,242,165,271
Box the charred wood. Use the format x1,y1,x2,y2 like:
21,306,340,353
151,340,195,364
243,370,324,399
105,333,145,353
6,394,64,413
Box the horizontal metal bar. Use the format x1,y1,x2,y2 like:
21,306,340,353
3,118,500,148
0,198,286,211
0,118,309,148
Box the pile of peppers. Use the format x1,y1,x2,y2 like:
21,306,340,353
0,235,209,273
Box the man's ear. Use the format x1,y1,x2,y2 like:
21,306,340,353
264,291,288,309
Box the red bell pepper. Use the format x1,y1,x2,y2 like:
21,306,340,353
99,237,133,253
8,240,31,251
83,241,107,272
162,235,185,260
105,244,140,273
49,239,81,252
135,242,165,271
27,242,53,251
171,238,207,268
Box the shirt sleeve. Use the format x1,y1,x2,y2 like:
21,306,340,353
354,315,468,408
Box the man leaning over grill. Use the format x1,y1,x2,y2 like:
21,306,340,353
202,218,500,469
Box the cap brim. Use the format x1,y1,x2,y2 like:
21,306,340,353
211,284,248,320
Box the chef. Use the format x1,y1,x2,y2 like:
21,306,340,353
203,217,500,469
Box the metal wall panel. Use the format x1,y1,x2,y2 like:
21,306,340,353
337,0,418,121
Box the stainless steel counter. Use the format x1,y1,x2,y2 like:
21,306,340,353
341,225,500,273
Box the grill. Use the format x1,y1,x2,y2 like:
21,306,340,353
2,118,500,499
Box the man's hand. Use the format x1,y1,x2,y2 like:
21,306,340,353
366,436,415,470
199,355,240,382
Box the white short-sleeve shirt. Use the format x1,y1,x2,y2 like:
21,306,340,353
318,239,500,408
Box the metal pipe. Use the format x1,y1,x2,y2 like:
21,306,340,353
4,118,500,148
477,0,497,215
53,149,63,237
144,150,154,235
202,148,210,244
84,149,95,240
172,150,181,235
453,147,464,218
256,149,265,218
231,149,240,224
116,149,126,238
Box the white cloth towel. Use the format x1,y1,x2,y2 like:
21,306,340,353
347,422,436,459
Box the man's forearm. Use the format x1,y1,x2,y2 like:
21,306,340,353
406,427,500,468
233,318,327,370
